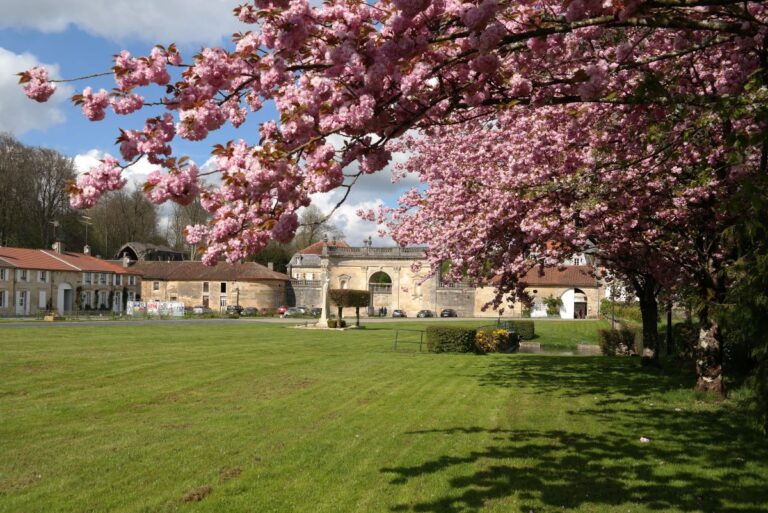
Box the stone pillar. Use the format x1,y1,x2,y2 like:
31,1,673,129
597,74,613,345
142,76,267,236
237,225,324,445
317,259,331,328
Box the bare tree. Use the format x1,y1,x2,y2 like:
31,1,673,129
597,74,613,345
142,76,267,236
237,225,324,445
293,204,344,250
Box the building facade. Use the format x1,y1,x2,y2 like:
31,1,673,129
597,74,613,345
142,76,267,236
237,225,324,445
288,242,606,318
130,261,290,311
0,245,142,317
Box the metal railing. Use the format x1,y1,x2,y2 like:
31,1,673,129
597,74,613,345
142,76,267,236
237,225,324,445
369,284,392,294
393,329,425,352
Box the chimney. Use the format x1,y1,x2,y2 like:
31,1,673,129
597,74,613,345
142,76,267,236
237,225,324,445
83,245,91,256
122,254,131,268
52,241,64,254
267,262,274,271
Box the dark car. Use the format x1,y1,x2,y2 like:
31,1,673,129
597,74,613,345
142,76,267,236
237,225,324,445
440,308,458,318
226,305,243,315
241,307,259,316
310,307,322,317
416,310,434,318
392,309,407,318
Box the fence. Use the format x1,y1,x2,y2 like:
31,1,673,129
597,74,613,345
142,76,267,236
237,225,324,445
393,329,425,352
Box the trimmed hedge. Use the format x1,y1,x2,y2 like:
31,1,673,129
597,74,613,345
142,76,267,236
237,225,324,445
598,327,639,356
499,320,535,340
426,326,477,353
672,321,698,360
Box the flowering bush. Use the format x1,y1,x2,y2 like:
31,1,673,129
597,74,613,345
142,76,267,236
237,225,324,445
475,329,519,354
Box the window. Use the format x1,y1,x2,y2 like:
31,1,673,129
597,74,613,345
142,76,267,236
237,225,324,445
83,272,91,284
0,290,6,308
220,282,227,293
99,273,106,284
170,295,177,301
115,275,122,286
18,292,26,307
203,282,209,293
153,281,160,291
38,271,47,283
0,269,7,281
219,297,227,308
19,270,28,282
306,272,314,281
202,295,209,307
128,276,136,286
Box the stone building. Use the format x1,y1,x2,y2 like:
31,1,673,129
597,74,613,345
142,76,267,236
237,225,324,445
288,241,605,318
130,260,290,311
0,244,142,316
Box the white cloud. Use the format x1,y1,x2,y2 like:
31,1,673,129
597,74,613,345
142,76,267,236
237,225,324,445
0,47,71,135
310,191,391,246
74,149,164,191
1,1,242,45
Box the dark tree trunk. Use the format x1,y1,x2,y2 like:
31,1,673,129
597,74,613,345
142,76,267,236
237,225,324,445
630,273,661,364
666,302,673,356
639,289,660,365
355,306,360,327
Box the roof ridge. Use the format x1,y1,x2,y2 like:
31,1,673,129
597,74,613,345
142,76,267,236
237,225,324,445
40,250,82,271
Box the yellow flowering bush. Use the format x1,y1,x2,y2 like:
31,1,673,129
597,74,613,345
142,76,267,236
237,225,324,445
475,329,511,353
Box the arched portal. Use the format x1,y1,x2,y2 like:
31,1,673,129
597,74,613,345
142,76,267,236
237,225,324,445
560,288,588,319
368,271,393,315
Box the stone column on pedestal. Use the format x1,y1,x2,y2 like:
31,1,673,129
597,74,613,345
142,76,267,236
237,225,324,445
317,259,331,328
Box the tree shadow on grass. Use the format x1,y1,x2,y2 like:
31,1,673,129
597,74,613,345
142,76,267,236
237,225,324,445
480,355,696,403
382,357,767,513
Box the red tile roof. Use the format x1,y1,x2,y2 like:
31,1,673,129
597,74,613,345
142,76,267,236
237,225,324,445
490,265,599,288
298,240,350,255
0,246,140,274
41,251,139,274
0,247,75,271
130,261,289,282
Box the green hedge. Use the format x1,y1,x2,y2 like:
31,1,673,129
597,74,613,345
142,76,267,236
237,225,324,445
672,321,698,360
426,326,477,353
598,327,639,356
498,320,535,340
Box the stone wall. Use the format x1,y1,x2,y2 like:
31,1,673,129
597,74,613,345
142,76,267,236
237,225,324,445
143,279,287,310
435,287,476,317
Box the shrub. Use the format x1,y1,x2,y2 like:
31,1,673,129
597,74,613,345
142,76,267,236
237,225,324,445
598,327,638,356
475,329,519,354
328,319,337,328
426,326,477,353
543,295,563,316
672,321,698,360
507,321,536,340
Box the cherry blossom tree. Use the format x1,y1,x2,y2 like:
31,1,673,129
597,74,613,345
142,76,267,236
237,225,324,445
19,0,768,394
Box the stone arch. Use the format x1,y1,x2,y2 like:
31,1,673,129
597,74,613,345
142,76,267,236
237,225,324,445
368,271,392,284
559,287,588,319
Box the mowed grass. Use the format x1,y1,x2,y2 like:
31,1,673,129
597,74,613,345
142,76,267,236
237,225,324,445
1,321,766,513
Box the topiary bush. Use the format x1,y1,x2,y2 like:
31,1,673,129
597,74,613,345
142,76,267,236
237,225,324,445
672,321,698,360
508,320,534,340
598,327,638,356
426,326,477,353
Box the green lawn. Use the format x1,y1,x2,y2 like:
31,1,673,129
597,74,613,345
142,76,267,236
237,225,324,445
1,321,765,513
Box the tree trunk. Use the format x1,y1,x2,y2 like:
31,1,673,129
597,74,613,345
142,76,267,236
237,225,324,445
666,301,673,356
355,306,360,327
695,310,725,397
639,290,660,365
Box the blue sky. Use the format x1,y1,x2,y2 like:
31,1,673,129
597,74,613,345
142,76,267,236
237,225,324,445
0,1,418,245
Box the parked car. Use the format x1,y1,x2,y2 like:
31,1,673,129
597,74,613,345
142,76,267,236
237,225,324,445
226,305,243,315
392,309,407,318
310,307,322,317
192,305,213,315
276,305,288,315
296,306,308,314
241,307,259,316
416,310,434,318
440,308,458,318
282,307,303,317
